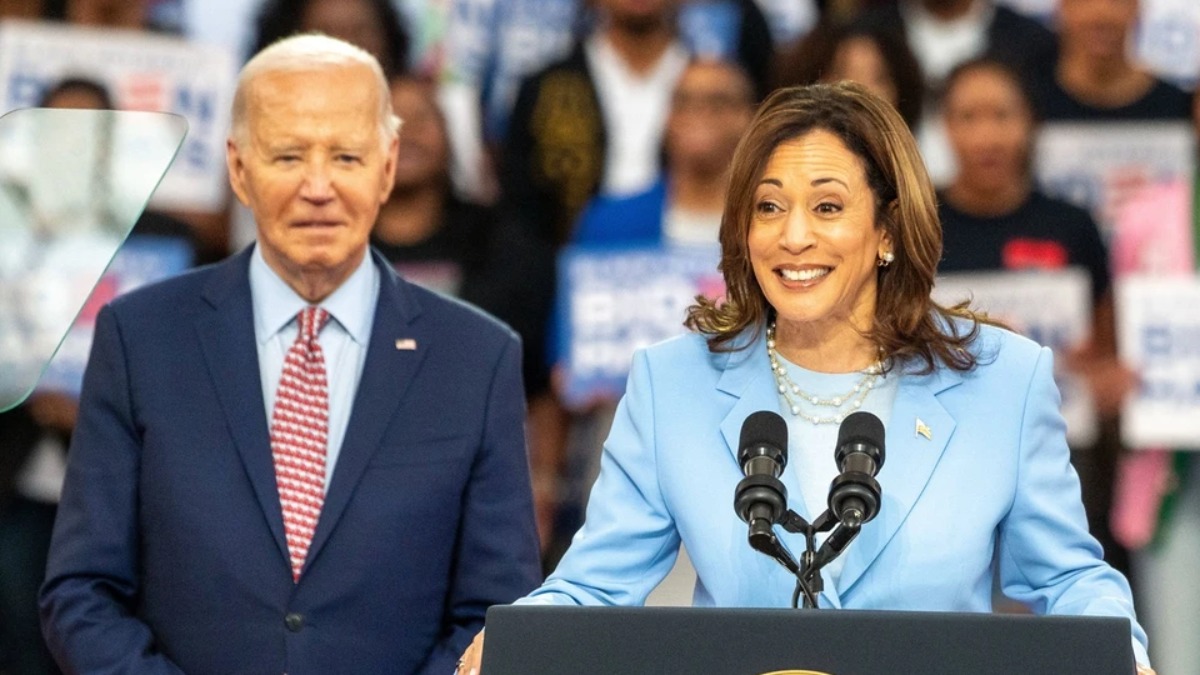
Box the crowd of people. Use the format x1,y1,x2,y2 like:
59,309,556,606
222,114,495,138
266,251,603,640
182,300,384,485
0,0,1197,673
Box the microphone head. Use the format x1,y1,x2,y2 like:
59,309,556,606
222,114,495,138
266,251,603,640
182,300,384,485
738,410,788,467
837,411,886,467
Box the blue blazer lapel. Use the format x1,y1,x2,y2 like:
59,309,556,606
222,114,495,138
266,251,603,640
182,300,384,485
836,365,962,598
195,248,289,567
716,329,835,604
304,251,427,571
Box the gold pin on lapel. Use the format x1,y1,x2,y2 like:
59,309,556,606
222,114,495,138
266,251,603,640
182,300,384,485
915,418,932,441
395,338,417,351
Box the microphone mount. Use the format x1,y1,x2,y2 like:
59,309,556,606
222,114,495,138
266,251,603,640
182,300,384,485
748,506,863,609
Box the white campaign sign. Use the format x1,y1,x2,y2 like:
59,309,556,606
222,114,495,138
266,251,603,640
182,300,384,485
1117,275,1200,449
0,20,236,212
1036,121,1195,244
934,269,1098,446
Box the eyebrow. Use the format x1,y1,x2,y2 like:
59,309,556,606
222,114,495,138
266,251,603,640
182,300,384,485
757,177,850,189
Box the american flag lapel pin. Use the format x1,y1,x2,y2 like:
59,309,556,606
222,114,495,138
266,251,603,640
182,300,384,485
915,418,932,441
395,338,417,351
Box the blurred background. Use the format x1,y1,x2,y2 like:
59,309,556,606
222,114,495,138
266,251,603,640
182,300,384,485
1,0,1199,673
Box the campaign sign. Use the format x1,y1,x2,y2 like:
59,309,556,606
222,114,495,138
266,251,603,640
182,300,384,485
1116,275,1200,448
36,235,194,397
934,269,1098,446
1035,122,1194,243
1136,0,1200,88
0,20,235,212
558,244,723,408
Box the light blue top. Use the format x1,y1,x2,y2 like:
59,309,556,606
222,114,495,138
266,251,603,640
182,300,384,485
522,323,1150,667
249,244,379,487
772,352,900,588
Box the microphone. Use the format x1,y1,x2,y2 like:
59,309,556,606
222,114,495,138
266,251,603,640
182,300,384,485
827,411,886,528
733,411,789,546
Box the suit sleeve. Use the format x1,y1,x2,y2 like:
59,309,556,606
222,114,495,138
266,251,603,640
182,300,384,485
519,348,682,606
38,305,184,674
414,334,542,675
997,346,1150,668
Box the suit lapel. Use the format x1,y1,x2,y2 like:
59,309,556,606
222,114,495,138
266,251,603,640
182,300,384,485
836,366,962,597
195,249,290,565
304,253,427,570
717,329,837,604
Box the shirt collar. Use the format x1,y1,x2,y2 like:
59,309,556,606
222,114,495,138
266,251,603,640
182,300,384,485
249,244,379,346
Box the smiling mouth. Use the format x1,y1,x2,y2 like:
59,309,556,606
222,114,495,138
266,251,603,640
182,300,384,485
777,267,831,283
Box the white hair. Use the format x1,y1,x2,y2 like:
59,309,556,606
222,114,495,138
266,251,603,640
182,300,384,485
230,33,402,149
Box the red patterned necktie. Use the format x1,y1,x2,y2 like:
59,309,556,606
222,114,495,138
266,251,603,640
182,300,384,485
270,306,330,582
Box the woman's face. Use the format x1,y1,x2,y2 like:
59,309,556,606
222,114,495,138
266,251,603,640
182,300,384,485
825,37,897,109
389,79,449,192
943,67,1033,194
747,130,891,338
666,61,755,176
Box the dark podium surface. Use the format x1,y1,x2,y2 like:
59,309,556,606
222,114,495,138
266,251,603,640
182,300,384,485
482,605,1134,675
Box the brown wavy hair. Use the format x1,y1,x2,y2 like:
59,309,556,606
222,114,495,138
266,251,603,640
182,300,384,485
684,81,994,374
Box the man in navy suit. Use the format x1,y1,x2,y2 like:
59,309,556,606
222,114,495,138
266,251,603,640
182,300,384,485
39,34,541,674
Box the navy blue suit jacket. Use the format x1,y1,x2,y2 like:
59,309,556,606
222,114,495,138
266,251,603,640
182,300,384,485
40,248,542,674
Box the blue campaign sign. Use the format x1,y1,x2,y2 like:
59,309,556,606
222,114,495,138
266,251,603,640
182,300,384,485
37,235,194,397
557,243,723,408
1117,276,1200,448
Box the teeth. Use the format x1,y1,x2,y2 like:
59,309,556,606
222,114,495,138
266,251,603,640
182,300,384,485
780,268,830,282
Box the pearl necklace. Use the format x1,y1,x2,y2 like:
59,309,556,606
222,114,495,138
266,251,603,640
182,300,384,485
767,322,883,426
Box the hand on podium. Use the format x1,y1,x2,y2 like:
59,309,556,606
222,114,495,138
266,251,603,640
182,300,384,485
456,630,485,675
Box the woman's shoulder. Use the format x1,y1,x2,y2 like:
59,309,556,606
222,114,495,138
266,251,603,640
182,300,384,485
640,330,723,367
925,313,1047,377
941,318,1048,386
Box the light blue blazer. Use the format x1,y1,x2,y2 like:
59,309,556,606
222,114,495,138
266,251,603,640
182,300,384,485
524,322,1149,664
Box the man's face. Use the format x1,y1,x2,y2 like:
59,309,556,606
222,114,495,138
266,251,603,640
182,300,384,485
1058,0,1139,62
599,0,677,31
228,64,397,291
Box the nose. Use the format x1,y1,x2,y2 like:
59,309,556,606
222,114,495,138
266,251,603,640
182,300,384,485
299,160,335,204
779,209,817,254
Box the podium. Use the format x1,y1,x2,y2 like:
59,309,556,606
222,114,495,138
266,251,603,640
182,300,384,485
481,605,1135,675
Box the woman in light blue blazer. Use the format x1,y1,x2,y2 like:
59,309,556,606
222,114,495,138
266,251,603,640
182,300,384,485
459,82,1152,674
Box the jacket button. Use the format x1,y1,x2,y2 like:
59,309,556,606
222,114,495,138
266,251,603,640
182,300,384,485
284,613,304,632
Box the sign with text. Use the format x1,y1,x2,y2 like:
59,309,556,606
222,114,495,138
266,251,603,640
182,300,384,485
1035,121,1194,244
1116,275,1200,448
558,244,723,408
0,20,235,212
934,269,1098,446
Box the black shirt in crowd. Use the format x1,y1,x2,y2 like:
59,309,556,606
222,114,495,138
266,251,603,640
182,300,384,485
1026,61,1192,122
938,189,1111,304
372,196,557,397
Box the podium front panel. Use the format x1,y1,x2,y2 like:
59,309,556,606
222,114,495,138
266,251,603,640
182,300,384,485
482,606,1134,675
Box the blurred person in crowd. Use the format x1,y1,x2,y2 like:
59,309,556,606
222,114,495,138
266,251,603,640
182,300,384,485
39,35,540,674
571,58,757,247
0,76,196,675
372,73,557,546
854,0,1054,91
774,21,924,130
502,0,690,247
545,58,757,564
1027,0,1189,121
250,0,411,77
435,0,772,206
458,81,1154,674
853,0,1055,184
937,57,1136,575
501,0,689,565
